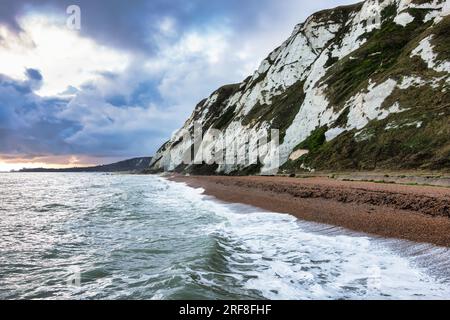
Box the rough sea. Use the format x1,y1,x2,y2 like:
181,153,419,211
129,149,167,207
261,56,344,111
1,173,450,300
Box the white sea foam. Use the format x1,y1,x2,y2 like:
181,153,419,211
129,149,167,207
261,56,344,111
2,173,449,300
172,179,450,300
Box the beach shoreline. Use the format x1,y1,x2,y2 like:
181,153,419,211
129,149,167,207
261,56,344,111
169,175,450,248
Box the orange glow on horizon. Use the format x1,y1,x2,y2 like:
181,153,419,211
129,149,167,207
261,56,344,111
0,161,94,172
0,155,99,172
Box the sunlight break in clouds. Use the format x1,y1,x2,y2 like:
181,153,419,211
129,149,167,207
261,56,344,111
0,13,130,97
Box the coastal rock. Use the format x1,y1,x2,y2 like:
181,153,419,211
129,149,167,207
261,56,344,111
150,0,450,174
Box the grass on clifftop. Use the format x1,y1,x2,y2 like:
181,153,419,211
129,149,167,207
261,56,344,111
284,3,450,173
294,126,328,152
321,4,435,111
300,83,450,171
430,16,450,62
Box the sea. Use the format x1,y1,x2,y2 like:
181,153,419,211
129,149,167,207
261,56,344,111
1,173,450,300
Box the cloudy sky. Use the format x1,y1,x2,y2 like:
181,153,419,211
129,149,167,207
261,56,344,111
0,0,355,171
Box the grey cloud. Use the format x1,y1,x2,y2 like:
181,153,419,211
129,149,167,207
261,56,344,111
26,68,43,81
0,0,357,54
0,0,358,163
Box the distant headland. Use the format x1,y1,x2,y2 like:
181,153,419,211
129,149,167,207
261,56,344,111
15,157,152,173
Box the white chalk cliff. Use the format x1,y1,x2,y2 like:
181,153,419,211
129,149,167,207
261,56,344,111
150,0,450,174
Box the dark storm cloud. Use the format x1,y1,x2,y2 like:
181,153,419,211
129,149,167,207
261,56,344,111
0,72,75,156
0,0,23,31
0,71,175,160
25,68,43,81
0,0,303,53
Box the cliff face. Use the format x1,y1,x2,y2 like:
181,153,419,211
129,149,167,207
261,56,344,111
150,0,450,175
